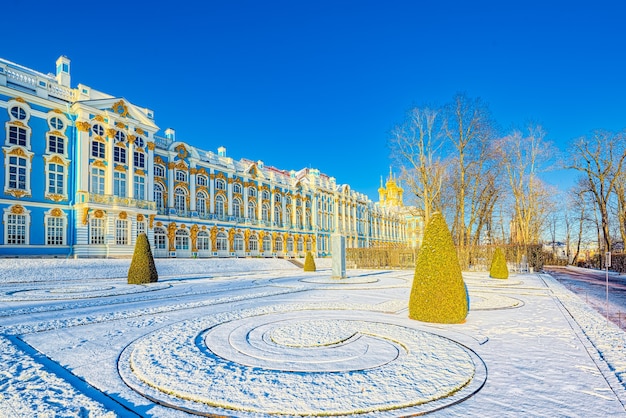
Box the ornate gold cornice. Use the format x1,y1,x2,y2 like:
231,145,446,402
94,115,105,122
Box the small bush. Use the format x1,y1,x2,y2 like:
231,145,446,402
304,251,316,272
409,212,468,324
489,247,509,279
128,233,159,284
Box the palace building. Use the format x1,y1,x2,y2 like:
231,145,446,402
0,56,415,258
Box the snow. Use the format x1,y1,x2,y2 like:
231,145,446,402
0,258,625,417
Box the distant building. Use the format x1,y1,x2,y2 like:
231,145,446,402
0,56,414,258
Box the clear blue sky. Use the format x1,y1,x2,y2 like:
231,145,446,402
3,0,625,201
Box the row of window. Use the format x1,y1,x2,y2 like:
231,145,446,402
5,213,66,245
88,218,146,245
90,168,146,199
152,227,312,253
92,140,146,168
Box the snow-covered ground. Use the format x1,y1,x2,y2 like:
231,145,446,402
1,258,626,417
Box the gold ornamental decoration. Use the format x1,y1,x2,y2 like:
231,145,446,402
168,223,177,251
147,142,156,151
112,100,129,117
51,208,63,217
10,205,25,214
76,121,91,132
190,224,199,252
106,128,117,138
137,214,144,222
149,215,155,229
94,210,104,218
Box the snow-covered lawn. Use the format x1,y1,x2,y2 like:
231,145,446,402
1,258,625,417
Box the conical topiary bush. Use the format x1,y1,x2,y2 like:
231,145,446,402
128,233,159,284
409,212,468,324
304,251,316,272
489,247,509,279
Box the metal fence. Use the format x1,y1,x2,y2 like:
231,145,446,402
346,244,547,271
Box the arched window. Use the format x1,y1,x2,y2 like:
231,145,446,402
285,208,292,226
247,201,256,220
197,175,207,186
197,231,210,250
296,209,302,229
233,183,242,194
262,203,270,222
154,165,165,177
297,237,304,252
175,170,187,182
274,193,282,203
175,229,189,250
197,191,207,217
232,198,243,218
174,187,187,214
248,187,257,197
216,232,228,251
287,237,294,252
262,235,271,252
234,233,244,251
249,234,258,251
215,194,225,218
275,236,283,252
262,190,270,200
215,179,226,191
154,227,167,250
154,183,165,211
274,206,281,224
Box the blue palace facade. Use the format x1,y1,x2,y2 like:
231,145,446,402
0,56,416,258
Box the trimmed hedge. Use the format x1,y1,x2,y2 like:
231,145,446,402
304,251,316,272
489,247,509,279
128,233,159,284
409,212,468,324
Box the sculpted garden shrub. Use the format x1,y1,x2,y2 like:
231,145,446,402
489,247,509,279
304,251,316,272
409,212,468,324
128,233,159,284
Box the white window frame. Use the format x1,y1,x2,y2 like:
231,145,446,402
91,167,105,195
45,211,66,246
90,217,106,245
116,219,129,245
4,207,30,245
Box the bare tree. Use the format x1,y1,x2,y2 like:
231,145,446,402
442,93,499,249
568,130,626,252
390,107,446,224
495,125,556,246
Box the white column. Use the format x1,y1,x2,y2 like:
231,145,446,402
167,162,174,210
190,167,197,211
227,177,233,216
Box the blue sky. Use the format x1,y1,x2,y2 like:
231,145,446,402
3,0,625,201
